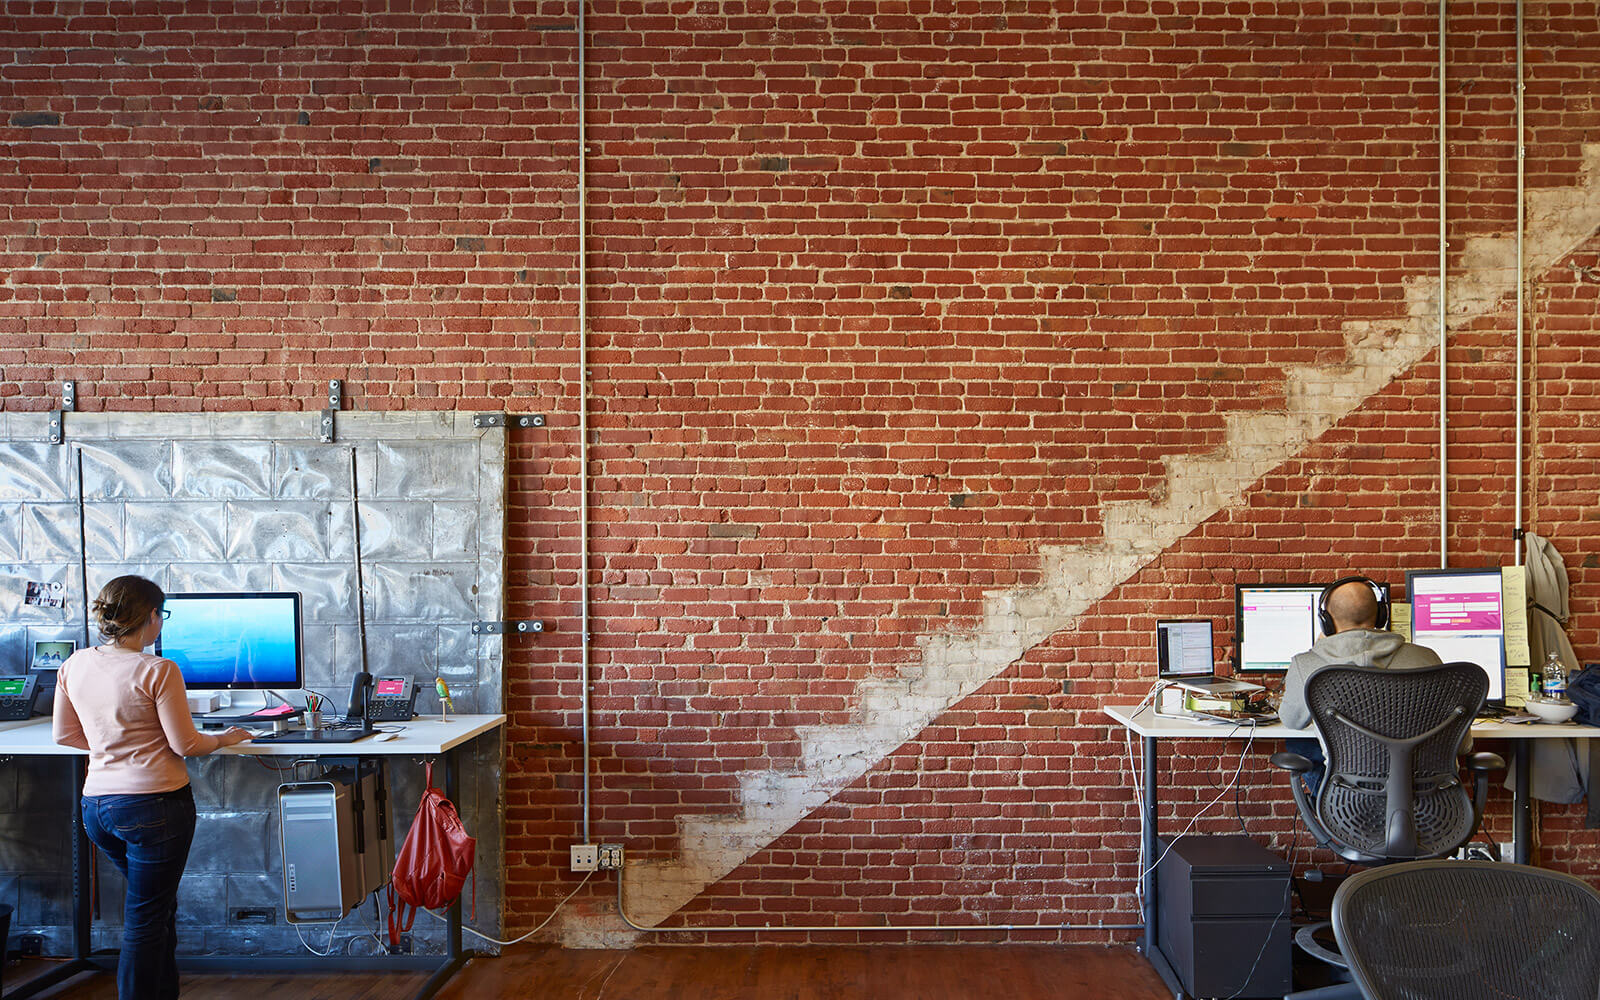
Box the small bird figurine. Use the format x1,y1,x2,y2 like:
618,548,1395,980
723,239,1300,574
435,677,454,720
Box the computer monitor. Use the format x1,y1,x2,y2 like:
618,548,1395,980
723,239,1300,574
1235,584,1326,672
1406,568,1506,702
155,592,303,691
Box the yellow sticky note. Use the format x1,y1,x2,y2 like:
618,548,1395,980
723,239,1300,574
1502,565,1532,667
1390,602,1412,642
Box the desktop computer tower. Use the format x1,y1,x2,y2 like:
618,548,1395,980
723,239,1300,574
278,763,392,923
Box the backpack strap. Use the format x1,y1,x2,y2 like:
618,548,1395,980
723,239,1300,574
386,883,418,949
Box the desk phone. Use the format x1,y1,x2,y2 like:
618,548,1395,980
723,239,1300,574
0,676,41,721
366,676,418,721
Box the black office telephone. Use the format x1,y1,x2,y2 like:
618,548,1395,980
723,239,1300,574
0,675,41,721
345,672,417,724
367,676,419,721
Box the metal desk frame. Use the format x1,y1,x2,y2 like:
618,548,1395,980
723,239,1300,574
3,715,504,1000
1105,704,1585,999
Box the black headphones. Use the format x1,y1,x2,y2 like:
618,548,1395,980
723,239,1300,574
1318,575,1390,635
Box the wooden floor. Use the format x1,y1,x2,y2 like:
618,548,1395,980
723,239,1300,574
12,944,1171,999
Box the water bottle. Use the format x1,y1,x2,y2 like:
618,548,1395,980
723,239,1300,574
1543,651,1567,700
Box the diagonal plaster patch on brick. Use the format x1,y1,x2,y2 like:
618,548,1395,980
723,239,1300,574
563,143,1600,945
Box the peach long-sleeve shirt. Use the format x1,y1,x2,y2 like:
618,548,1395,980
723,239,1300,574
52,645,222,796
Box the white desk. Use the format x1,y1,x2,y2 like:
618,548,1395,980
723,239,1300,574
1105,704,1593,1000
0,714,505,1000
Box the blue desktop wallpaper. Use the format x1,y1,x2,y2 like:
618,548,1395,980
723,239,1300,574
157,595,301,688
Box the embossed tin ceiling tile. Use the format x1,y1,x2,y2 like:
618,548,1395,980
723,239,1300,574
0,505,20,561
176,876,228,927
431,502,477,561
0,626,26,675
225,502,337,562
0,444,72,502
78,443,174,500
164,563,274,596
369,562,477,623
272,444,358,501
185,813,271,873
171,442,273,500
363,623,443,677
0,566,75,622
85,564,169,600
298,624,340,693
356,502,433,562
375,441,478,500
22,503,122,563
124,503,228,562
273,562,358,624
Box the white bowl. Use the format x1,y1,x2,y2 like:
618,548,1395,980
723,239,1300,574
1525,699,1579,724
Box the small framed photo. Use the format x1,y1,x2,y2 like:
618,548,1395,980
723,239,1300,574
31,639,75,671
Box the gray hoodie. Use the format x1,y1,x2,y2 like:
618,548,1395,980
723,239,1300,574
1279,629,1444,730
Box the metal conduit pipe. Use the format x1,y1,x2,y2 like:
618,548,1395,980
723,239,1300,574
577,0,592,843
1513,0,1526,566
1438,0,1450,569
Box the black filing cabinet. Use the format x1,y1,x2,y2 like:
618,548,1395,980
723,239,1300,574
1156,834,1291,999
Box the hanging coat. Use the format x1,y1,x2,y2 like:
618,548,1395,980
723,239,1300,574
1524,532,1588,804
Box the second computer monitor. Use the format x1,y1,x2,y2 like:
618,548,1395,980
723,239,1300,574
1235,583,1326,672
1406,568,1506,702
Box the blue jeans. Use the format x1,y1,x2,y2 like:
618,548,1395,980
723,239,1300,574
82,786,196,1000
1286,737,1326,797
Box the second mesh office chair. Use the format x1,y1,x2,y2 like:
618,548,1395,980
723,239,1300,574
1333,860,1600,1000
1269,662,1506,999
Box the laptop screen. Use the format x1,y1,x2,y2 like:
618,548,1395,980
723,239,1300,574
1157,619,1214,678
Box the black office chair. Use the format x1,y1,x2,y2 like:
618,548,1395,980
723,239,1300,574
1270,662,1506,999
1333,860,1600,1000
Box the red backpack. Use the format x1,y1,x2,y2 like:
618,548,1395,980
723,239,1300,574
386,762,476,947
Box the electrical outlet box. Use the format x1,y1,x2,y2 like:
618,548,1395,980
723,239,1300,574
19,934,42,956
570,843,599,872
598,843,624,870
229,907,275,924
392,932,413,954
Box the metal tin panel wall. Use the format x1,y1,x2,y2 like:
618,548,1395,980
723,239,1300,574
0,411,506,956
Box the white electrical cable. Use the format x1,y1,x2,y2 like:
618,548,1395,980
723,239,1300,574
420,870,594,947
1136,719,1260,885
294,920,340,957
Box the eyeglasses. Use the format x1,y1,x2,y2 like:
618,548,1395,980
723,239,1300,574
157,609,171,620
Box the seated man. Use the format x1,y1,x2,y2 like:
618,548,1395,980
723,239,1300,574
1281,577,1443,794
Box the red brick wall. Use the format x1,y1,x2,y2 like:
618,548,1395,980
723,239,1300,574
3,1,1598,939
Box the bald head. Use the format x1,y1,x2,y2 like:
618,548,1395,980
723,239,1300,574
1327,580,1380,632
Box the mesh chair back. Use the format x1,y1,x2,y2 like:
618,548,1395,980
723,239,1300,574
1333,860,1600,1000
1306,662,1485,860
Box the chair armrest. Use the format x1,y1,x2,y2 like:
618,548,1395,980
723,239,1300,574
1271,751,1315,773
1465,753,1505,842
1465,751,1506,773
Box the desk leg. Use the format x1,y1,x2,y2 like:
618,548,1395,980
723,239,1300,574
1512,741,1532,865
409,746,476,1000
1139,735,1185,999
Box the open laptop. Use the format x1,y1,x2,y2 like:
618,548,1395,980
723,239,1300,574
1156,619,1263,696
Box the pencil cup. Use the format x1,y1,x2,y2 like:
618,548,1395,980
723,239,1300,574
305,711,323,730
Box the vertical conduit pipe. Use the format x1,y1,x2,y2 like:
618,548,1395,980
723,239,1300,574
1513,0,1526,566
1438,0,1450,569
577,0,591,843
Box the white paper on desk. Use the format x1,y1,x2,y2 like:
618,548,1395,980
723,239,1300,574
1502,565,1532,667
1390,602,1413,642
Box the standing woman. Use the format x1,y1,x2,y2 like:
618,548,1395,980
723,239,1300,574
52,575,251,1000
